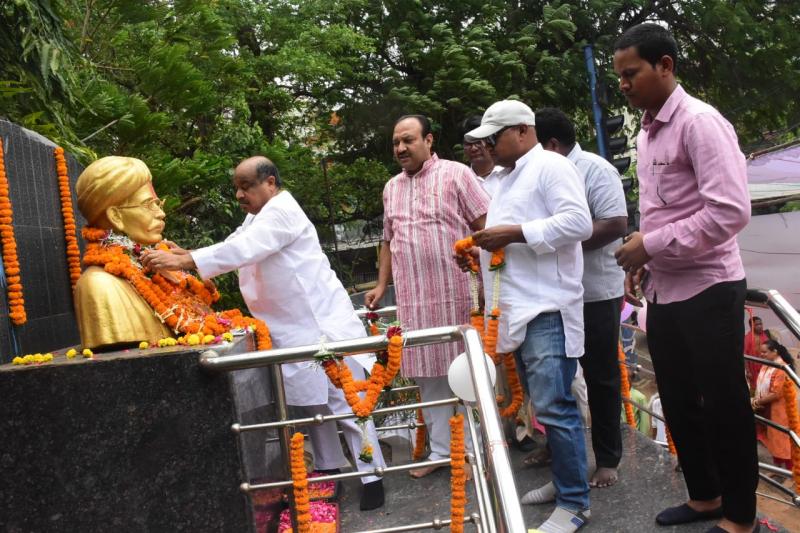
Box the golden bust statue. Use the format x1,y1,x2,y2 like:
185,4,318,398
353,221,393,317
74,156,171,350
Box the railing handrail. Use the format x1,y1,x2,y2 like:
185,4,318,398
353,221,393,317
200,325,460,371
202,323,527,532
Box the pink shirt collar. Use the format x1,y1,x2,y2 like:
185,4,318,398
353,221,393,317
403,153,439,178
642,84,687,132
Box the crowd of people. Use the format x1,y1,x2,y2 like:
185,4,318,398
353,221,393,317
140,23,784,533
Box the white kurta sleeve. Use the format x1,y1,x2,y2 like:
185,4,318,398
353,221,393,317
520,162,593,254
191,203,301,280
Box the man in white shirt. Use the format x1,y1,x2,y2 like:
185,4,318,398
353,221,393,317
536,107,628,489
141,156,386,510
462,114,504,196
464,101,593,533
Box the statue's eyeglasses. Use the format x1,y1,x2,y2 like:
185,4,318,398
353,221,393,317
116,198,165,213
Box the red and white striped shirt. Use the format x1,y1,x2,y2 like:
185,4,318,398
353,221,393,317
383,154,489,377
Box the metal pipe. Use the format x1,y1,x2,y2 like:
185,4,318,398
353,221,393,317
232,398,459,433
461,326,527,533
743,355,800,389
753,414,800,448
375,422,426,432
352,514,479,533
622,396,666,423
268,362,297,531
759,462,793,477
383,385,420,394
242,458,452,491
355,306,398,319
465,406,497,533
766,289,800,341
758,472,797,498
200,326,462,371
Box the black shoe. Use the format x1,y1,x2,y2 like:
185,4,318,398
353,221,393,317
359,479,384,511
656,503,723,525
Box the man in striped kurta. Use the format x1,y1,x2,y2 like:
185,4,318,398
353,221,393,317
365,115,489,477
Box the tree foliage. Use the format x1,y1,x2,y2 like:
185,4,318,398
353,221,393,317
2,0,799,299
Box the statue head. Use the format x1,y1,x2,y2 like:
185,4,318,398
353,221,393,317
76,156,165,245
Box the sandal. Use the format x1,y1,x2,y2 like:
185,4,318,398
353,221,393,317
522,448,552,468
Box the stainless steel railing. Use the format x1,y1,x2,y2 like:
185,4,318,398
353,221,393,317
619,288,800,507
200,324,526,533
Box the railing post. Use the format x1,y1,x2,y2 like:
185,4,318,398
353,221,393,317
460,326,526,533
269,362,298,531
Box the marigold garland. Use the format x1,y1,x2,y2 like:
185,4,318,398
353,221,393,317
412,407,427,461
781,373,800,492
80,227,270,349
449,413,467,533
320,332,403,418
0,138,26,325
499,353,524,418
664,424,677,456
290,432,312,533
618,343,635,427
54,147,81,288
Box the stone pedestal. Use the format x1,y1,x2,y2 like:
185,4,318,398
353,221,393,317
0,335,282,533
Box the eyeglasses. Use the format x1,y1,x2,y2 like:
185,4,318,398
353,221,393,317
484,126,517,147
116,197,165,213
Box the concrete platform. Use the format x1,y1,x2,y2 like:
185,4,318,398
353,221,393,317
339,425,789,532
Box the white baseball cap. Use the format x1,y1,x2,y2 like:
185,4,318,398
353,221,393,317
465,100,536,141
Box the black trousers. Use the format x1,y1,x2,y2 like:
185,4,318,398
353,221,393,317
648,279,758,524
580,298,623,469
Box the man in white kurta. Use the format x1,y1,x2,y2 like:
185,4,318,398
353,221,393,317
142,156,386,510
465,101,592,533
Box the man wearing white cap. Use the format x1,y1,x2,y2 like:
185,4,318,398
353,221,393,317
463,100,593,532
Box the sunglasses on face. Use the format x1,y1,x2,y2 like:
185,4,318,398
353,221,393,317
484,126,516,147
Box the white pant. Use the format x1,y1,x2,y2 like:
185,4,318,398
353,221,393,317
301,379,386,484
416,376,475,461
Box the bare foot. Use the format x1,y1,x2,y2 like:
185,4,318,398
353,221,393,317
713,518,758,533
589,466,618,488
409,464,443,478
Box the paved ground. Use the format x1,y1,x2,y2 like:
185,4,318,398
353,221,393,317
338,425,792,533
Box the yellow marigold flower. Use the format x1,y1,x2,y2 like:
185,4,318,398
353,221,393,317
222,332,234,342
82,348,93,358
44,353,53,362
22,354,34,364
187,334,201,346
202,334,215,344
167,338,177,346
33,354,45,364
12,356,23,365
66,348,78,358
139,341,149,350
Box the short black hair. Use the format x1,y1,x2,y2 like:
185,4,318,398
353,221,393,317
534,107,576,148
254,158,282,187
395,114,432,137
461,115,483,139
614,23,679,72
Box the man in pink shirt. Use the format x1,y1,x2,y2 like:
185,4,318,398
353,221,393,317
613,24,758,533
365,115,489,478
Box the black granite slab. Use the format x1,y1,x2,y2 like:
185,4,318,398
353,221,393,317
0,119,86,362
0,336,265,533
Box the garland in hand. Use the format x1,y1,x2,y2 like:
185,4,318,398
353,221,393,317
618,342,635,427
